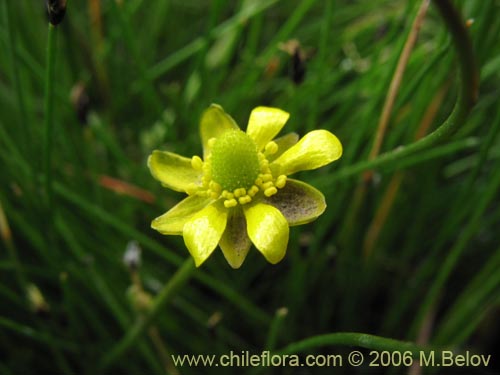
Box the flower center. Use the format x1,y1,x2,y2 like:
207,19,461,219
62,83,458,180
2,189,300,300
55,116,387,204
210,130,260,191
188,130,288,208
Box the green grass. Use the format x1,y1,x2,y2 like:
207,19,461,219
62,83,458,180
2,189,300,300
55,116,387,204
1,0,499,374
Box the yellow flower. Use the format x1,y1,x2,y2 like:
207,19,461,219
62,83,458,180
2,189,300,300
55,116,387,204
148,104,342,268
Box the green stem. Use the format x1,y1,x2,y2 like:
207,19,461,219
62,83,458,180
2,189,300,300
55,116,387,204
43,24,57,212
433,248,500,345
409,160,500,339
276,332,431,357
0,315,77,350
3,0,30,142
330,0,477,183
265,307,288,351
99,258,196,370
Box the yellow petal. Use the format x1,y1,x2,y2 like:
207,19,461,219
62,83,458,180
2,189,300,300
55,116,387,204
183,200,228,267
263,179,326,226
246,107,290,150
219,208,251,269
200,104,239,157
243,203,289,264
271,130,342,175
151,196,212,235
148,150,201,193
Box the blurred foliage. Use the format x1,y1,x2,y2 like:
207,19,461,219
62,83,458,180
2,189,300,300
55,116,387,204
0,0,499,374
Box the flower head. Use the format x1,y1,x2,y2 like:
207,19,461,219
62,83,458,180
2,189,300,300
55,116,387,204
148,104,342,268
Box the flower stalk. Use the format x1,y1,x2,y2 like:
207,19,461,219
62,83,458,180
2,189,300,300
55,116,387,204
43,1,67,230
100,258,196,370
43,23,57,224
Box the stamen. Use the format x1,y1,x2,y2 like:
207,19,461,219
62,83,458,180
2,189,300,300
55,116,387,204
248,185,259,197
262,181,274,190
264,141,278,155
224,199,237,208
275,175,287,189
264,187,278,197
221,191,234,200
191,156,203,170
209,181,221,194
202,175,211,187
238,195,252,205
234,188,246,198
261,173,273,182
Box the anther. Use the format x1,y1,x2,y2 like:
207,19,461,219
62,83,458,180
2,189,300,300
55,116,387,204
264,187,278,197
234,188,246,198
208,138,217,148
222,191,234,200
202,176,211,187
224,199,237,208
264,141,278,155
262,174,273,182
248,185,259,197
209,181,221,194
238,196,252,205
262,181,274,190
202,158,212,174
276,175,287,189
191,156,203,171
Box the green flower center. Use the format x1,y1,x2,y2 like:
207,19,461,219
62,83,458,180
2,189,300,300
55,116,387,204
187,130,287,208
210,130,260,191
